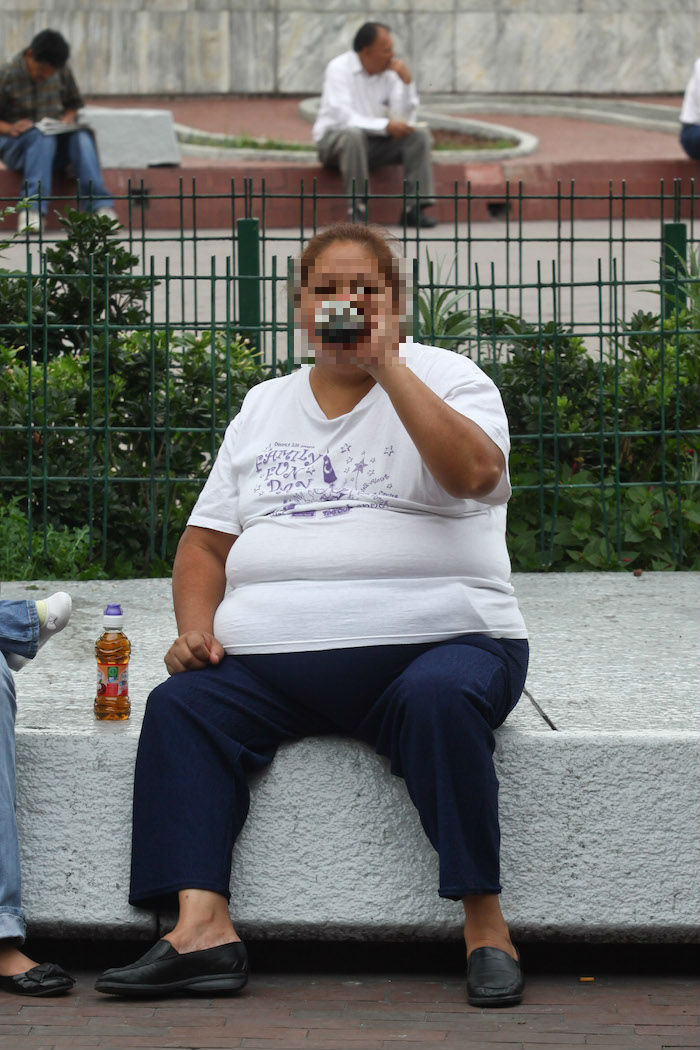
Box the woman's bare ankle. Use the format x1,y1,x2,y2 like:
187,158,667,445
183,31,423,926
163,889,240,953
464,923,517,961
462,894,518,961
0,942,38,977
163,925,240,954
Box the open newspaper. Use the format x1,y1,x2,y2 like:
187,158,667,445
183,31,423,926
34,115,91,136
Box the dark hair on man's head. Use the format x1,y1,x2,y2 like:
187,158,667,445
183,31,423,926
353,22,390,53
29,29,70,69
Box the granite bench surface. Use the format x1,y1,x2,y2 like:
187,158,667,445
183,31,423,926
6,573,697,736
4,573,699,943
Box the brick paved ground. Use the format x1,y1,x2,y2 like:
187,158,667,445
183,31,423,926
0,945,697,1050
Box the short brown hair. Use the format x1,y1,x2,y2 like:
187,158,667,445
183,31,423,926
297,223,404,308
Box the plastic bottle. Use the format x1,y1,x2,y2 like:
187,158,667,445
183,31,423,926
95,603,131,721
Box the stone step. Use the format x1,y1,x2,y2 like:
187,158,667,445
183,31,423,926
5,573,699,942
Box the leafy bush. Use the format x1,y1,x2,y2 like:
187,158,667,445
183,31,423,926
2,218,698,577
477,314,698,571
414,252,699,570
0,497,108,581
0,330,267,578
0,208,152,361
415,255,475,351
1,208,270,578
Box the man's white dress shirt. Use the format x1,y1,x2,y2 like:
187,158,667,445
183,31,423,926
313,50,419,144
680,57,700,125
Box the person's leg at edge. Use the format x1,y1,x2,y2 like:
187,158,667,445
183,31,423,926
0,652,33,976
0,593,72,672
57,131,113,212
0,601,39,663
356,635,528,964
0,635,75,994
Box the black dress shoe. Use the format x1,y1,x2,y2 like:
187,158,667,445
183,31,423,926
0,962,75,997
466,946,524,1007
94,939,248,998
400,206,437,228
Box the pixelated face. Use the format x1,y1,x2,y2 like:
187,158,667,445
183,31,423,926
360,28,395,75
24,50,58,82
300,239,397,368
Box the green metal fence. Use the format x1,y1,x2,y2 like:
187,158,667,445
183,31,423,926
1,180,698,578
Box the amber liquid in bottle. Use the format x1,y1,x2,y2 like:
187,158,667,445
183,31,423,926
95,628,131,720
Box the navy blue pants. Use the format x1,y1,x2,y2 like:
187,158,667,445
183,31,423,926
130,634,528,910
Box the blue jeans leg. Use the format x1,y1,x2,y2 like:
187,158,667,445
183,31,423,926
0,601,39,662
0,653,26,943
0,128,56,213
56,131,113,211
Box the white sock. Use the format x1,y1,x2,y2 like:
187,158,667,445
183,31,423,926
5,592,71,672
37,592,72,646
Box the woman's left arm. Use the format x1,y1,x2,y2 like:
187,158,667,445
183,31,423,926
366,359,504,499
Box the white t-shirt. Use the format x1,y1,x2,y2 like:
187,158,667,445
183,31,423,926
680,58,700,125
189,342,527,653
313,50,419,143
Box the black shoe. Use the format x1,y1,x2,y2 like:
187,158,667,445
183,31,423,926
348,203,368,224
400,206,437,228
0,961,75,997
466,947,524,1007
94,939,248,998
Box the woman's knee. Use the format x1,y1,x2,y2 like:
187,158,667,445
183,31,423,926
396,649,510,729
143,673,196,724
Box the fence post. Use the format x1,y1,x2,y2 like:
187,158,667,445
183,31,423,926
662,222,687,318
412,257,419,340
237,216,261,348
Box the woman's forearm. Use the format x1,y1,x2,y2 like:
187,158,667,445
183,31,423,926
171,527,234,635
369,362,504,499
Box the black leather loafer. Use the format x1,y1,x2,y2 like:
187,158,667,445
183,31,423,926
94,939,248,998
467,946,524,1007
0,962,75,997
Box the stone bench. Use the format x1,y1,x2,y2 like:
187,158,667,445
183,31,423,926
6,573,699,944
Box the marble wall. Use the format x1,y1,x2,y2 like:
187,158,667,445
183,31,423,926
2,1,698,96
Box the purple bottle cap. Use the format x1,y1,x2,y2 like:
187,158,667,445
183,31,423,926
105,603,123,616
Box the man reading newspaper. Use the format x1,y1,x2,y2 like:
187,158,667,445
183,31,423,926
0,29,115,233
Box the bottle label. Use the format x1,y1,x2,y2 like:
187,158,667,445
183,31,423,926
97,662,128,699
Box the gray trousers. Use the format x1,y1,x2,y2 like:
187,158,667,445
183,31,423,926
317,126,435,206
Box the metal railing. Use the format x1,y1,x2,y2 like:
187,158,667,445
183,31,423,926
0,181,698,577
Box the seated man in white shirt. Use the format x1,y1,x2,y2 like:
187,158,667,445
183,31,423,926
313,22,436,228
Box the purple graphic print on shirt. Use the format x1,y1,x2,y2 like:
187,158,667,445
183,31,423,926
252,440,396,517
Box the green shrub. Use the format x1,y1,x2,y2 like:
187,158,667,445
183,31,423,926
476,313,699,571
0,330,267,578
0,497,108,580
414,258,699,570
